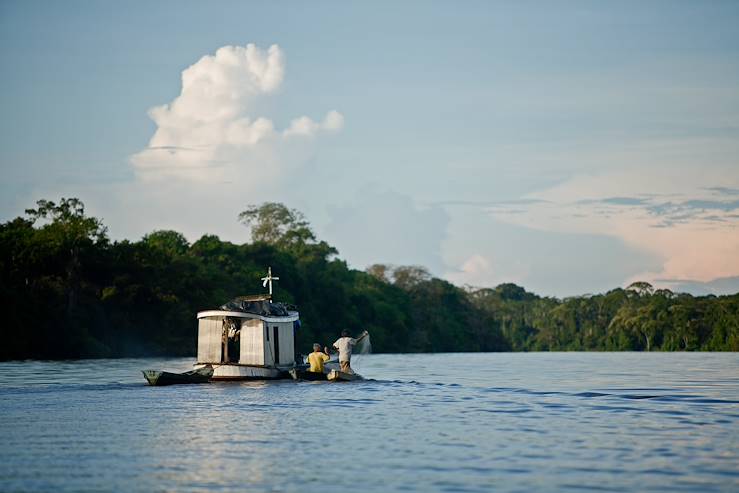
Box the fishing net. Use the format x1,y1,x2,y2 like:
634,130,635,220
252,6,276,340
351,333,372,370
356,334,372,355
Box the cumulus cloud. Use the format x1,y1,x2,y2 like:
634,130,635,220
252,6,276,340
131,43,343,184
284,110,344,137
47,43,348,244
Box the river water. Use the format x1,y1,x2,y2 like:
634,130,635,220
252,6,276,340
0,353,737,492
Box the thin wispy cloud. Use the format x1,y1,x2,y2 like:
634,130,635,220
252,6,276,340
705,186,739,196
484,167,739,288
429,198,550,208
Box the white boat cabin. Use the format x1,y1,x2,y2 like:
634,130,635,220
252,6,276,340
195,294,300,378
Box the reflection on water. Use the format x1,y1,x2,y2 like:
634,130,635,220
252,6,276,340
0,353,737,492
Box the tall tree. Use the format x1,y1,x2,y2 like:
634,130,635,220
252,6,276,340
238,202,316,246
24,198,108,314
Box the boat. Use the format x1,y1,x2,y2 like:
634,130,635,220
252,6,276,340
289,368,364,382
289,368,329,381
142,267,369,384
289,356,365,382
142,366,213,386
191,267,302,381
327,369,364,382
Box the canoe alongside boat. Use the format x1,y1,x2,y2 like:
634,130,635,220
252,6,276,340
327,369,364,382
289,366,364,382
142,366,213,386
289,369,329,381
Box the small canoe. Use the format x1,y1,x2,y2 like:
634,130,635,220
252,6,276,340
142,366,213,386
289,369,329,381
327,369,364,382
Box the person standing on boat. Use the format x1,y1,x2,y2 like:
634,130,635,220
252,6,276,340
307,343,330,373
332,330,368,373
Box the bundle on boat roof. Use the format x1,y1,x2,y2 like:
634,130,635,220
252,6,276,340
219,294,292,317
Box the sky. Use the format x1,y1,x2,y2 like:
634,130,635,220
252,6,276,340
1,0,739,297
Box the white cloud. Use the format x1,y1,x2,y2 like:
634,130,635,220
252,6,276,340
445,254,495,287
131,43,343,185
488,156,739,288
283,110,344,137
31,43,347,244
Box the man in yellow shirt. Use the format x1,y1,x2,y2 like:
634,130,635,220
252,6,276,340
307,343,330,373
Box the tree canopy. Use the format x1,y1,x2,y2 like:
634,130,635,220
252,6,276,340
239,202,316,246
1,198,737,360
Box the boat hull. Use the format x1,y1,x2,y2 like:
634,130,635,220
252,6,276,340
194,363,292,381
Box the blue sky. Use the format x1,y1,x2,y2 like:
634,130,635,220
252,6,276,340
2,0,738,296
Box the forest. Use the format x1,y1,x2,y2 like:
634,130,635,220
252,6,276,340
1,198,737,360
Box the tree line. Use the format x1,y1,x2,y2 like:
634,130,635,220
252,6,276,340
1,198,737,360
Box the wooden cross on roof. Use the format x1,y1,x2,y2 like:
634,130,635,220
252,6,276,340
261,267,280,296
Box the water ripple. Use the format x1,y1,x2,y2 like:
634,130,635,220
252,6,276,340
0,353,737,493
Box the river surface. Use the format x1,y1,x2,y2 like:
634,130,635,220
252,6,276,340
0,353,737,492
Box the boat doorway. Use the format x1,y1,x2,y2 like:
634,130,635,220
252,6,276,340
223,318,240,363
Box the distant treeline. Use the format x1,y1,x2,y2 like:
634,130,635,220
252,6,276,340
1,199,737,360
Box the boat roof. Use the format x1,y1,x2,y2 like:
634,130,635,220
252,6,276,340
197,310,299,323
233,294,272,302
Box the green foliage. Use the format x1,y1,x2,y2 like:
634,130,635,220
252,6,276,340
143,230,189,257
239,202,317,246
1,198,737,360
467,284,739,352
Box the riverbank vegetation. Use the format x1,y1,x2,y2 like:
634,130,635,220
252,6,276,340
1,198,737,360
